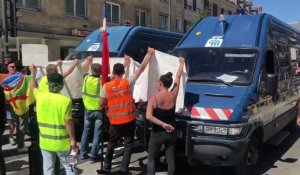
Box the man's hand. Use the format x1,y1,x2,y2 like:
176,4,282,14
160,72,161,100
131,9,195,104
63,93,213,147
70,139,78,150
179,57,185,65
73,59,80,65
147,47,155,55
86,55,93,64
29,64,35,74
124,54,131,67
56,59,62,66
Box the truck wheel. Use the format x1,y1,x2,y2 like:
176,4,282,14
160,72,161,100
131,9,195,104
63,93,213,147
234,137,259,175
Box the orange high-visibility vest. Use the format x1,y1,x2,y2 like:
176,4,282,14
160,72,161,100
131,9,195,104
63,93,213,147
105,79,136,125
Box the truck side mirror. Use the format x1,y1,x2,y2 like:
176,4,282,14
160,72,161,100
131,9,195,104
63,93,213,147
260,74,278,96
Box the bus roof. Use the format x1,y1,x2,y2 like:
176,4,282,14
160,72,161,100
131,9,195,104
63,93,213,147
74,26,131,53
175,13,300,50
75,26,183,53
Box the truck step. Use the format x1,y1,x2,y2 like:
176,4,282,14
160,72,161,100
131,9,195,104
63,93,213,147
267,130,290,146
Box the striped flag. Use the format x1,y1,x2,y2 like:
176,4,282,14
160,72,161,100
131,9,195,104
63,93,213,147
101,2,110,85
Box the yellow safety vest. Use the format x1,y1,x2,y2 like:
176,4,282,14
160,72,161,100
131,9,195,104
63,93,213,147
34,89,71,152
82,75,102,110
39,76,49,92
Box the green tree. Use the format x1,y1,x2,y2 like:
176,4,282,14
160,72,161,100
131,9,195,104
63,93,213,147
195,8,210,22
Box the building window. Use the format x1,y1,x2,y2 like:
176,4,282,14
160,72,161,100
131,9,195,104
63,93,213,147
16,0,40,9
135,10,147,27
105,2,120,24
184,20,192,33
160,15,169,31
185,0,193,10
221,8,224,14
65,0,87,18
176,18,182,32
212,3,218,16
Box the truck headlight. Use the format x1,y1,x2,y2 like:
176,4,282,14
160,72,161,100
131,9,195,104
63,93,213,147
204,126,228,135
192,125,203,133
191,125,243,136
228,127,243,136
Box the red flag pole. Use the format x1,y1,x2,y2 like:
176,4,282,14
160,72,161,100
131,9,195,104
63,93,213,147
101,16,110,85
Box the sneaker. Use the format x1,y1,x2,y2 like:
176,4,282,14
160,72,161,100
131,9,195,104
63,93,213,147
9,138,17,145
96,169,110,175
80,155,88,160
88,154,103,162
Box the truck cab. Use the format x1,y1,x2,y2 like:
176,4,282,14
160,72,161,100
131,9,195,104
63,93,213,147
174,14,300,174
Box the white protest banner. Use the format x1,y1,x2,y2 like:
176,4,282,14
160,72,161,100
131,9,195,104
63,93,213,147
50,57,137,99
22,44,48,66
133,50,187,112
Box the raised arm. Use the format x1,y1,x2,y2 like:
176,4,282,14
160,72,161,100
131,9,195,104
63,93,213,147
146,96,175,133
134,47,154,79
63,59,79,78
123,54,131,69
82,56,93,75
171,57,185,97
29,64,36,90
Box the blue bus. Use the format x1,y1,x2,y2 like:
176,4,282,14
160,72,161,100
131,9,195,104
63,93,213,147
65,26,183,139
173,14,300,174
66,26,183,63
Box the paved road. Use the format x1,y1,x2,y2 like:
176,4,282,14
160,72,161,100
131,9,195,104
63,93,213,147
3,128,300,175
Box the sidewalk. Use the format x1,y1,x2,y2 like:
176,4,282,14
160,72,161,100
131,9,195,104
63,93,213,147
2,130,150,175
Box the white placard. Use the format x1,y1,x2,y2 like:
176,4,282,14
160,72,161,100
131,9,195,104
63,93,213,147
216,74,238,83
22,44,48,66
205,36,223,47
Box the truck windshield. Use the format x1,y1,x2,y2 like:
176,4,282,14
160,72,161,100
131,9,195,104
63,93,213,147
182,48,257,86
65,51,118,60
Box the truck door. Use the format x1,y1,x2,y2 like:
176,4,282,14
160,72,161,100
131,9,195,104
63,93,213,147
259,50,277,142
273,44,298,134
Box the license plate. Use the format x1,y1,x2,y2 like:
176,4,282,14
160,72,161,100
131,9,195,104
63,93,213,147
177,130,183,139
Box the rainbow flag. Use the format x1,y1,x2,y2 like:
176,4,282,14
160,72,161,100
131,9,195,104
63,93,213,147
1,72,35,116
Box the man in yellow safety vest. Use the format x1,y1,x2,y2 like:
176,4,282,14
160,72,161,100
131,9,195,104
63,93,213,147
30,65,78,175
80,56,103,161
38,59,79,92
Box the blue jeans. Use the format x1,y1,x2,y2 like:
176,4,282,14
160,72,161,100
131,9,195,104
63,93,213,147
41,149,78,175
80,110,102,158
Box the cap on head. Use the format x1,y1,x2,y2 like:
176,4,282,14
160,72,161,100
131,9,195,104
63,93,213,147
47,72,63,85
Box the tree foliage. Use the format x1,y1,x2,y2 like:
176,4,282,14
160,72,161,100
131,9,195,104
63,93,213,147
196,8,210,21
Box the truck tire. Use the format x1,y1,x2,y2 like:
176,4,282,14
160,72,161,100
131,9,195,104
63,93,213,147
234,136,259,175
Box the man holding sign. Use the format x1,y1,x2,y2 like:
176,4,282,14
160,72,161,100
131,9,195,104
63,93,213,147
99,47,154,174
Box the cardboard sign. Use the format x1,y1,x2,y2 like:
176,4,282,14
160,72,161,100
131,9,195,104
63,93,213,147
22,44,48,66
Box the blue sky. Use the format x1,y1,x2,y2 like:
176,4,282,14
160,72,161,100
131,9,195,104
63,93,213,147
252,0,300,23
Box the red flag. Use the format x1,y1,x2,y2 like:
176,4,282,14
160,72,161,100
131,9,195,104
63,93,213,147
101,18,110,85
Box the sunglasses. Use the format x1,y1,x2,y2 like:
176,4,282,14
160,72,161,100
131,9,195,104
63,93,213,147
9,66,16,69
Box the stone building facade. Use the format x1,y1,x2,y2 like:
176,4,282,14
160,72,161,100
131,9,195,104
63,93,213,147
0,0,240,61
